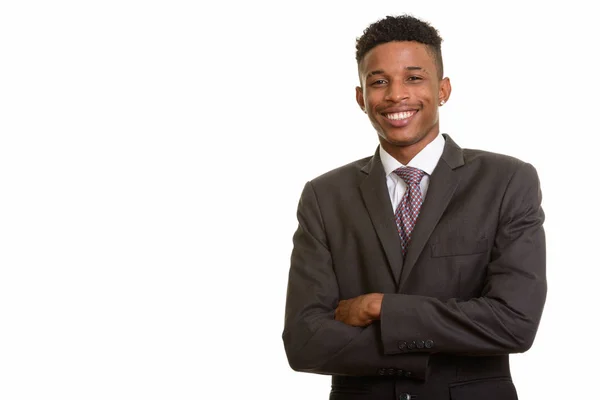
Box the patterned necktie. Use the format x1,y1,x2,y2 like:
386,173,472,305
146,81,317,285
393,167,427,258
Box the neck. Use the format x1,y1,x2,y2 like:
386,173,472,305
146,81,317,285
380,131,438,165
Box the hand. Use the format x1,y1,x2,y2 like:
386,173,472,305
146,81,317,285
335,293,384,327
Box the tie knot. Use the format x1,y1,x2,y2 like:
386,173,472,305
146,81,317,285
393,167,426,185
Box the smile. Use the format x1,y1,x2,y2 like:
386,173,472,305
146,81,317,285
383,111,417,120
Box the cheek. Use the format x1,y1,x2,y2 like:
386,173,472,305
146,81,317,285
422,85,440,101
365,95,382,111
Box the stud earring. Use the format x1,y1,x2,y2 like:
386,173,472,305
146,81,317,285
439,100,445,106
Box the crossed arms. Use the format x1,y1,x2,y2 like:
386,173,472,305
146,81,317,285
282,162,546,377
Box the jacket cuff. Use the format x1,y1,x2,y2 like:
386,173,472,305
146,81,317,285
380,294,437,356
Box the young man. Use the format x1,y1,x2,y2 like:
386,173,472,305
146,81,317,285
283,15,546,400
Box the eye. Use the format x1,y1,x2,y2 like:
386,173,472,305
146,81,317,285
407,76,423,82
370,79,387,86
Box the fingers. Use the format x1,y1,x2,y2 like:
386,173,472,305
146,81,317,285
335,297,373,327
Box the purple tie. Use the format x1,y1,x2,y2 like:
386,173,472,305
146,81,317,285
393,167,427,258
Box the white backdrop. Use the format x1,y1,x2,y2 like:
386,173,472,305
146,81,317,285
1,1,598,399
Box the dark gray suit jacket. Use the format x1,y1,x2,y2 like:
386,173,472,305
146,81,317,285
282,135,546,399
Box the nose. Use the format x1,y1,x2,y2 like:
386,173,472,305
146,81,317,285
384,81,409,102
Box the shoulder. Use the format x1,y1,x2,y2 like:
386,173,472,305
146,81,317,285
463,147,525,169
295,155,373,211
461,147,538,179
308,155,373,187
458,148,541,200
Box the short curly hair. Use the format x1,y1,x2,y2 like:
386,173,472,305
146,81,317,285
356,15,444,79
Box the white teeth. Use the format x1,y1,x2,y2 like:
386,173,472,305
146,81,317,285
385,111,415,120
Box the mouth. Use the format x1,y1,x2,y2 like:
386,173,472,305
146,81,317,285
380,110,418,127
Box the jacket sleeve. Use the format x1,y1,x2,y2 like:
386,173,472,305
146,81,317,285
282,181,429,378
380,162,547,356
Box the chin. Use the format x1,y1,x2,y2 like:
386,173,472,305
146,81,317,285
380,132,422,147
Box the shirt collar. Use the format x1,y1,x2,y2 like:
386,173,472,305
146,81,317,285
379,134,445,177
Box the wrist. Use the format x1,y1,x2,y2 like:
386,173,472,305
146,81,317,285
366,293,384,320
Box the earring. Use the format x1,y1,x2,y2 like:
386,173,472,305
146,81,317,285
439,100,445,106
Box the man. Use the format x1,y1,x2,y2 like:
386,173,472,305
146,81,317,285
282,15,546,400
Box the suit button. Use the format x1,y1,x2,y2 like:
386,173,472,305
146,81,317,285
425,339,434,349
398,341,407,350
387,368,395,375
416,340,425,349
407,341,416,350
404,370,412,378
378,368,385,375
399,393,412,400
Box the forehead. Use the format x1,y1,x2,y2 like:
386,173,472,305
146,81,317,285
359,41,436,75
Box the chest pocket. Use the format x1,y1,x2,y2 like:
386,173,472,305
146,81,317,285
430,237,489,258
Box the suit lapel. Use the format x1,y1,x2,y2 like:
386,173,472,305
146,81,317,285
359,150,404,285
399,134,465,290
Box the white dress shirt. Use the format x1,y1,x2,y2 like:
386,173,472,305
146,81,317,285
379,134,445,212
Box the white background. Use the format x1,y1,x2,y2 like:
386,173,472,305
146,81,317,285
1,1,598,399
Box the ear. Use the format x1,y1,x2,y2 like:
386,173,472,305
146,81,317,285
356,86,366,112
438,77,452,105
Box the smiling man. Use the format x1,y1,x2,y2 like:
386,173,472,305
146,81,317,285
357,39,450,165
283,15,546,400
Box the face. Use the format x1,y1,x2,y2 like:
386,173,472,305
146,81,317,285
356,41,451,160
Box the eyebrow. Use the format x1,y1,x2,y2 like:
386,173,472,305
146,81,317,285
366,70,385,78
366,66,426,78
